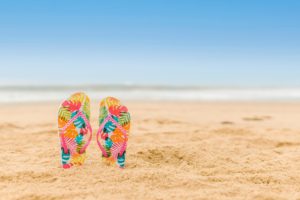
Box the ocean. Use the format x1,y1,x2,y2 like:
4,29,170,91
0,85,300,103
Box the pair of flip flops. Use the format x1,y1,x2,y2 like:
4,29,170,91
58,93,130,169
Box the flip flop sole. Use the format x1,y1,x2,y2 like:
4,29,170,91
58,92,91,169
98,97,131,168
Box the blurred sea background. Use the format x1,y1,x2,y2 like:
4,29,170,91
1,85,300,102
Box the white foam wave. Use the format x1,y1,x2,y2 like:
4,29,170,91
0,87,300,102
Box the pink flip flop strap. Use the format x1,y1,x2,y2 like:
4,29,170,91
59,111,92,154
97,115,128,157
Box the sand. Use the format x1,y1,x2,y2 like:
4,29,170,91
1,101,300,200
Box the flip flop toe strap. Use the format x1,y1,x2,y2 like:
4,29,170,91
59,111,92,154
97,115,128,158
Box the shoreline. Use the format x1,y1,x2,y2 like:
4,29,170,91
1,87,300,103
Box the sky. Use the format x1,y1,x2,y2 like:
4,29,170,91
0,0,299,87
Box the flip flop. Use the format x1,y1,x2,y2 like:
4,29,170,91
96,97,131,168
58,92,92,169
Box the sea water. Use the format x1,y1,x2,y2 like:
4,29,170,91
0,85,300,102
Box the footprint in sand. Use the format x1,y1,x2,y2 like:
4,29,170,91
221,121,235,125
137,147,193,166
275,142,300,148
0,123,22,130
213,127,252,136
243,116,272,122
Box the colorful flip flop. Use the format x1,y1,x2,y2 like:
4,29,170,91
58,92,92,169
96,97,131,168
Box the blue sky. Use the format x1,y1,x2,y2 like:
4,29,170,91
0,0,299,86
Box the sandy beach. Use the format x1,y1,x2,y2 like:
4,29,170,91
1,101,300,200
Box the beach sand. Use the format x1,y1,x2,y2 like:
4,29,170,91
1,101,300,200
